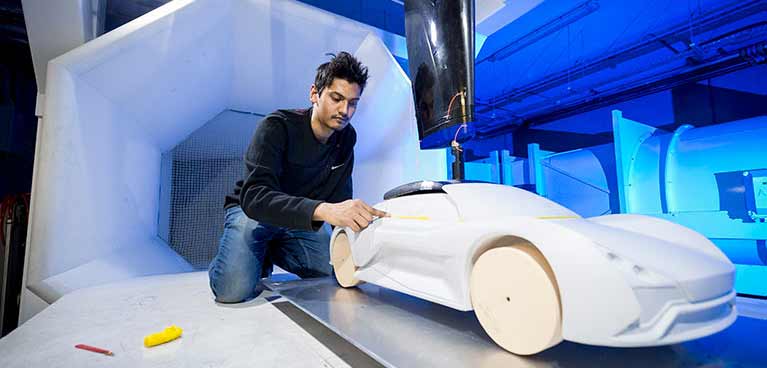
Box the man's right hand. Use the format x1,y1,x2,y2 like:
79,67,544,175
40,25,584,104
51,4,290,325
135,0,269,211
313,199,389,232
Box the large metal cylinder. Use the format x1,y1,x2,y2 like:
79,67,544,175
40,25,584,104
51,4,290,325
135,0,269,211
628,116,767,216
614,113,767,266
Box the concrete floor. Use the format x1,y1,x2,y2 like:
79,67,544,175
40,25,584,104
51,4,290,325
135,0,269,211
0,271,350,368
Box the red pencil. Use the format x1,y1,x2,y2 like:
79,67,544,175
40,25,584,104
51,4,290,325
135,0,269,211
75,344,114,356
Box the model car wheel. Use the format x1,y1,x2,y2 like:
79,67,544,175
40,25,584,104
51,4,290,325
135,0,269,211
331,232,362,288
470,244,563,355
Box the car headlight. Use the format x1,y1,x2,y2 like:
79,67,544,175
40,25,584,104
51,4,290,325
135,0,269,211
594,243,686,328
593,243,673,288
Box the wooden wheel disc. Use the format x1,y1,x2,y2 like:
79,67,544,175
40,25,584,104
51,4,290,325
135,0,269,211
470,245,562,355
331,232,361,288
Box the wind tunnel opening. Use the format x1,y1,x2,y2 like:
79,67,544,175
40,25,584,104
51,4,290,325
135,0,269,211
159,109,260,269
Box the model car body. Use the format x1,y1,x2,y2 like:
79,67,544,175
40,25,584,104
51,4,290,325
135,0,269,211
329,182,737,355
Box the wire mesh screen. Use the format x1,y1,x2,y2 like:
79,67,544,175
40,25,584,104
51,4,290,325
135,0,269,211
159,109,262,269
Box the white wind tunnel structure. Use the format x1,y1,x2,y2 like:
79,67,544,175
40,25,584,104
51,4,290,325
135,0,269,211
22,0,446,321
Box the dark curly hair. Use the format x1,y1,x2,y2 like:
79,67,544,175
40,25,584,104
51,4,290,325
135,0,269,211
314,52,369,95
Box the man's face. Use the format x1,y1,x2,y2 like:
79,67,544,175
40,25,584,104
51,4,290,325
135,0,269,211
310,78,362,131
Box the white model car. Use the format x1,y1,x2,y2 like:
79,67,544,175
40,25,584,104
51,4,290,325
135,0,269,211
329,181,737,355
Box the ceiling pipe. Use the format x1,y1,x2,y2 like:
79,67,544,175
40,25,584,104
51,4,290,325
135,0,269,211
475,40,765,139
492,22,767,123
476,0,599,65
477,0,767,116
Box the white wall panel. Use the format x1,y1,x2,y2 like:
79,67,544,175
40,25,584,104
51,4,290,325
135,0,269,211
23,0,444,322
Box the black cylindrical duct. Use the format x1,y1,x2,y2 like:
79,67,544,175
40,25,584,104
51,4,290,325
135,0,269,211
405,0,475,149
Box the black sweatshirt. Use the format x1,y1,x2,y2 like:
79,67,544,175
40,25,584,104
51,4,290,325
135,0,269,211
224,108,355,231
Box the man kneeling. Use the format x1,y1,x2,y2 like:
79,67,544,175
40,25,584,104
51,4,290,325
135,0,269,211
209,52,387,303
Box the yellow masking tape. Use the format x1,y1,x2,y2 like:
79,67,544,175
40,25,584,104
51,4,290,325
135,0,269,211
390,215,577,221
394,215,431,221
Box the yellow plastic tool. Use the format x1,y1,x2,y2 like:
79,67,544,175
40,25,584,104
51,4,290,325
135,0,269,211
144,325,183,347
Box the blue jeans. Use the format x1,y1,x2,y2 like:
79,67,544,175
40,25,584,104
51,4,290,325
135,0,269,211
208,206,332,303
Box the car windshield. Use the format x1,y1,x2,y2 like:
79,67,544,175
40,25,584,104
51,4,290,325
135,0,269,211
442,183,581,220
